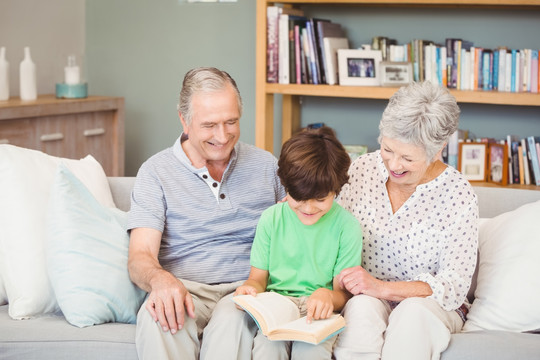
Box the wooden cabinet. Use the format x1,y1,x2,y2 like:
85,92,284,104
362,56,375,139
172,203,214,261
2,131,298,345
255,0,540,154
0,95,125,176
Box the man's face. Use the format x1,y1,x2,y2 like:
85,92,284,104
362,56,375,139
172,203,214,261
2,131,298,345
181,85,240,165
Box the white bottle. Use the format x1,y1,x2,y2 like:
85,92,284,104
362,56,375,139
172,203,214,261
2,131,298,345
19,46,37,101
0,47,9,100
64,55,80,85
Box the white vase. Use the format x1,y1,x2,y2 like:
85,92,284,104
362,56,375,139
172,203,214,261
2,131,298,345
19,47,37,101
0,47,9,101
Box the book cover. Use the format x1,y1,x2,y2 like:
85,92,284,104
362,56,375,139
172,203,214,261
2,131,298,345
266,6,281,83
498,48,507,92
526,136,540,186
520,138,531,185
518,144,525,184
482,50,493,90
317,21,345,85
505,52,512,92
511,141,521,184
289,17,307,84
323,37,349,85
309,18,331,84
531,50,538,93
445,38,456,88
233,292,346,345
506,135,519,184
305,21,320,84
447,129,468,169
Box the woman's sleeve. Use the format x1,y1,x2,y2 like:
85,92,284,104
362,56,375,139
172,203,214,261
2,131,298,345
414,194,479,311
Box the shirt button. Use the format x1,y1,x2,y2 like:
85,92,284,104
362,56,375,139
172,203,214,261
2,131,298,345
220,193,226,199
202,174,208,179
212,182,218,188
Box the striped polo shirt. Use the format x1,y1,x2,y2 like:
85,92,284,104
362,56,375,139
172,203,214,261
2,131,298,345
127,137,286,284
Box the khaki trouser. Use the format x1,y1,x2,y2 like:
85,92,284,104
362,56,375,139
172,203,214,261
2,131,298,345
334,296,464,360
135,279,257,360
251,295,336,360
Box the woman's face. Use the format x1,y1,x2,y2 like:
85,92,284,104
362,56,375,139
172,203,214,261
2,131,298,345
380,136,432,187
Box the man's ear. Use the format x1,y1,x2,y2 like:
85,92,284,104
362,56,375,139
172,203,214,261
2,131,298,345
179,112,188,134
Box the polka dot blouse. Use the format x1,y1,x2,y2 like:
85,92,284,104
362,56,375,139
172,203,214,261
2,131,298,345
338,151,479,311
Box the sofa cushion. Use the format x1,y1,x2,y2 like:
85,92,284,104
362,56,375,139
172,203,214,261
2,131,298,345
46,164,146,328
0,145,116,319
0,305,137,360
463,199,540,332
441,330,540,360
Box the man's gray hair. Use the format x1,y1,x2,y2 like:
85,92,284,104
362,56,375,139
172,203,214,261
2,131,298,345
378,81,460,161
177,67,243,125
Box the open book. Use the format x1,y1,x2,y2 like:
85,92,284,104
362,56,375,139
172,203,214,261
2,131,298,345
232,292,345,345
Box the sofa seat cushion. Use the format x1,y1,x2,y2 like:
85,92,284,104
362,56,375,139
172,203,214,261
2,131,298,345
442,330,540,360
0,305,136,360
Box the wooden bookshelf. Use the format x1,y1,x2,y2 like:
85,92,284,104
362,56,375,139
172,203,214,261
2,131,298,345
255,0,540,189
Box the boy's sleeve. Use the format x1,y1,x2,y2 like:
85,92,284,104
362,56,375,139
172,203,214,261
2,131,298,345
333,214,363,278
250,207,273,271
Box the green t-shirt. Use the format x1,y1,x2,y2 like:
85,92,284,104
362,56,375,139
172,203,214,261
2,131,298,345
250,201,363,297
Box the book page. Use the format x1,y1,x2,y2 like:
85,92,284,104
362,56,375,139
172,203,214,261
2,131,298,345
268,314,346,344
233,292,300,334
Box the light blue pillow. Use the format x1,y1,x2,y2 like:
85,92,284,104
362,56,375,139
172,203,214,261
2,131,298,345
46,164,146,328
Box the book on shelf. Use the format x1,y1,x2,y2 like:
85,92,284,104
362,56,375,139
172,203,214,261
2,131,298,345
527,136,540,186
317,21,345,84
446,129,468,169
506,135,519,184
267,5,304,83
511,140,522,184
520,138,531,185
323,37,349,85
279,14,306,84
232,292,346,345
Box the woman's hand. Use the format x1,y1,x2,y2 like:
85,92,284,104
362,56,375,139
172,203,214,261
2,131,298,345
337,266,382,297
306,288,334,323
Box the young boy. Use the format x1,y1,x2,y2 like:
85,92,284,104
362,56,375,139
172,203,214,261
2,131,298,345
234,126,363,359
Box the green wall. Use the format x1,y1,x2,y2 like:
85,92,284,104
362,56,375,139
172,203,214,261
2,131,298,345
86,0,256,175
86,1,540,176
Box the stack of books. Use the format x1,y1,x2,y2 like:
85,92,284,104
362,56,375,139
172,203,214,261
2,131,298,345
267,5,350,85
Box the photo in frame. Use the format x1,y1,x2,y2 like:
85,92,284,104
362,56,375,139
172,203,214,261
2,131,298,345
487,143,508,185
458,142,488,182
337,49,382,86
380,62,413,86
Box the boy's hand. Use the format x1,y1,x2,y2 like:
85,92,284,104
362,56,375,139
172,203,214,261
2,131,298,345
306,288,334,323
234,285,258,297
233,285,258,311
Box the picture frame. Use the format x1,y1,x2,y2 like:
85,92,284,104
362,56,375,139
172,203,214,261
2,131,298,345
380,61,413,87
487,143,508,185
337,49,382,86
458,142,488,182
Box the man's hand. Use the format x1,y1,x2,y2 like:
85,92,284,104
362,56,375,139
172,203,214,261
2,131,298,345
306,288,334,323
146,272,195,334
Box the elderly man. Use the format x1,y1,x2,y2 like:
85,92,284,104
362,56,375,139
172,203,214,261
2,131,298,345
127,67,285,359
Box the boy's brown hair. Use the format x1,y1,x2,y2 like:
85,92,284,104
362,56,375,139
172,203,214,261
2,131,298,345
277,126,351,201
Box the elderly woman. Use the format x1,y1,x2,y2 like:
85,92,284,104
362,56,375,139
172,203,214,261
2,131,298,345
334,81,478,360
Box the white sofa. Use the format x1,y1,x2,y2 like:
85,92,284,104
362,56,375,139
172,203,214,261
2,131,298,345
1,178,539,360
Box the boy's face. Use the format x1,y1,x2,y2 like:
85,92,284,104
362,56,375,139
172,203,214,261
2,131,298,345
287,192,335,226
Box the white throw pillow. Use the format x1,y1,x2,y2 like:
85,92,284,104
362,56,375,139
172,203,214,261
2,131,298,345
0,274,7,306
463,199,540,332
0,145,115,319
46,164,145,327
